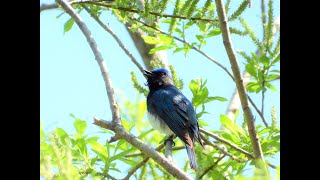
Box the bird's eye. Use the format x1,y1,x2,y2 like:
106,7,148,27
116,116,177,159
161,73,166,76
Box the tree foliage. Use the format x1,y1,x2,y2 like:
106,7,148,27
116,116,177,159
41,0,280,179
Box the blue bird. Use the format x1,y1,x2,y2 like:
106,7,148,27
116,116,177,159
143,68,203,171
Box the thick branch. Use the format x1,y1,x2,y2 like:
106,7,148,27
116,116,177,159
82,5,145,75
94,117,193,180
125,146,184,158
55,0,121,125
214,0,265,164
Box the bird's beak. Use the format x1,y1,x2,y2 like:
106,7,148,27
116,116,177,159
143,70,154,78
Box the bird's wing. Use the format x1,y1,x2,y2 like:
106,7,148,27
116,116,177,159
149,87,199,147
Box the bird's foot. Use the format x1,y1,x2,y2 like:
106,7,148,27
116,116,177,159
164,135,175,147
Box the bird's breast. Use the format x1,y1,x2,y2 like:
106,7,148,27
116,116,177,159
147,112,174,136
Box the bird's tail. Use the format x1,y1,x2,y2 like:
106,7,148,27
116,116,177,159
186,145,198,171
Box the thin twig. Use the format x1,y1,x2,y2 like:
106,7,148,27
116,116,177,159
197,154,227,180
200,134,247,163
123,144,165,180
55,0,121,125
200,128,254,159
214,0,266,168
41,0,217,22
82,5,145,75
247,95,269,127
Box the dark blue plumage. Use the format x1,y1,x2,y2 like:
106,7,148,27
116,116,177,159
144,68,203,171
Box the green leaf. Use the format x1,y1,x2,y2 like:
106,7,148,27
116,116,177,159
159,34,173,44
266,74,280,81
109,148,136,162
265,83,277,91
74,137,87,156
64,18,74,33
260,54,270,67
246,82,260,93
205,96,227,103
220,114,239,139
196,35,204,42
245,64,257,78
198,22,207,33
198,120,209,127
122,120,131,131
206,29,221,37
56,128,69,141
189,80,199,95
149,45,174,54
74,119,87,136
142,35,161,44
119,157,138,166
90,142,109,163
86,136,99,144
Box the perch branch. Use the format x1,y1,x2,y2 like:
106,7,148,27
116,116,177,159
214,0,265,166
200,134,247,163
125,146,185,158
200,128,254,159
93,117,193,180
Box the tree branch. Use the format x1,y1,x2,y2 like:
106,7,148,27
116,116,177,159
200,134,247,163
40,0,217,22
93,117,193,180
214,0,265,167
81,5,145,75
40,3,59,12
197,154,226,180
55,0,121,125
200,128,254,159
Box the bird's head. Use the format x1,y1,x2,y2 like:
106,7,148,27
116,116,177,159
143,68,174,90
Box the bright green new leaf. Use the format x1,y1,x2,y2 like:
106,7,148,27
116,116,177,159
196,35,204,42
142,35,161,45
189,80,199,95
246,82,260,93
74,119,87,136
260,54,270,67
265,82,277,91
220,114,239,139
266,74,280,81
86,136,99,145
198,120,209,127
90,141,109,163
198,23,207,33
56,128,69,143
205,96,228,103
64,18,74,33
119,157,138,166
245,64,257,78
159,34,174,44
149,45,174,54
109,148,136,162
206,29,221,37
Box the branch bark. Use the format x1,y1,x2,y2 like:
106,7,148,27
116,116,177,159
55,0,121,125
94,117,193,180
214,0,265,166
